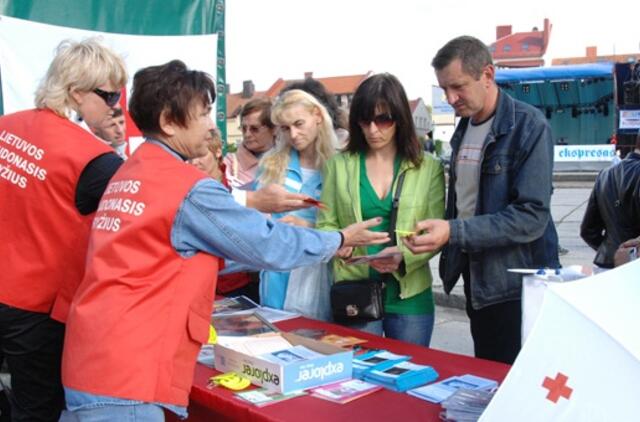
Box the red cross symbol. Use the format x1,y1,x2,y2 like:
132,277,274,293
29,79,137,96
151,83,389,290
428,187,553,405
542,372,573,403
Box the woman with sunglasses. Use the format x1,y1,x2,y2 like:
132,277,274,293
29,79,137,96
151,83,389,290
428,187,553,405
317,73,445,345
0,38,126,420
256,89,338,320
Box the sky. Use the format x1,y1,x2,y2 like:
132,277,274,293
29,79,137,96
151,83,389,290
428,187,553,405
225,0,639,103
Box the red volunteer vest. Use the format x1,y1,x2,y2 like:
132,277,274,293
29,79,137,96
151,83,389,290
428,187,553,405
63,142,220,406
0,109,112,316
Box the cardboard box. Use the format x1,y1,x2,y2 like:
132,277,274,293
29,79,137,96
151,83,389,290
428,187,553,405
214,332,353,393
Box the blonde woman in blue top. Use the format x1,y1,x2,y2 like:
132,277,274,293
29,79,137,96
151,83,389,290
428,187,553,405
256,89,337,319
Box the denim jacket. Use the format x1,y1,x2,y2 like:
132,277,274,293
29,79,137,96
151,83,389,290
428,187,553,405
439,89,559,309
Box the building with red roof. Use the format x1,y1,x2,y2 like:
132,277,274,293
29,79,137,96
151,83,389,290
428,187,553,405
489,18,552,68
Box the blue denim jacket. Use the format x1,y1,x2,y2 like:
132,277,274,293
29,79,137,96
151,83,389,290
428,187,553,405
439,89,559,309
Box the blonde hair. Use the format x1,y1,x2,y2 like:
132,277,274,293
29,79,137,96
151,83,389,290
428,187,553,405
258,89,337,185
35,38,128,117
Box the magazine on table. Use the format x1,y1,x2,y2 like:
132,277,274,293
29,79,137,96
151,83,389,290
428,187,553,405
213,295,260,316
287,329,367,349
407,374,498,403
234,387,307,407
310,379,383,404
255,306,299,323
216,332,293,356
211,310,278,337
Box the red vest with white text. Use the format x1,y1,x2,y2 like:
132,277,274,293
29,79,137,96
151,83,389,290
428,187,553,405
0,109,112,316
62,142,220,406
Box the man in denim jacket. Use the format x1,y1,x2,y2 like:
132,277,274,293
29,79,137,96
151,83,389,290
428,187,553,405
404,36,559,364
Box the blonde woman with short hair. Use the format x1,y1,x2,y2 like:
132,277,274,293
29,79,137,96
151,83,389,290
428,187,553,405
0,38,126,420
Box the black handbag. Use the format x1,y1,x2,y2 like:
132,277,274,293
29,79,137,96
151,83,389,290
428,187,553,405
330,172,406,323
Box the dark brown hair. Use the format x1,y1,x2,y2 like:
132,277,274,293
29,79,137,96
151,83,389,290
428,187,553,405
347,73,422,166
129,60,215,135
431,35,493,80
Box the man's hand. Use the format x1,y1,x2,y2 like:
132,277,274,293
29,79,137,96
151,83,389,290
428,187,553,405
402,219,450,254
246,184,313,213
278,215,312,228
340,217,390,247
368,246,402,273
614,236,640,267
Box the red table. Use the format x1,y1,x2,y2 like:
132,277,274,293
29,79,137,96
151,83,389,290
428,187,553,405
169,317,510,422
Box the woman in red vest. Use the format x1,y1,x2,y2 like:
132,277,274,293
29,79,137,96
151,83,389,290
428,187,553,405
62,60,389,421
0,39,127,421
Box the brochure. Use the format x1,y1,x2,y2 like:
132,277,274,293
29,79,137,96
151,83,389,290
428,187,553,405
234,387,307,407
407,374,498,403
287,329,367,349
352,350,410,378
310,379,382,404
259,345,324,365
364,361,439,392
345,251,403,265
216,332,293,356
320,334,368,349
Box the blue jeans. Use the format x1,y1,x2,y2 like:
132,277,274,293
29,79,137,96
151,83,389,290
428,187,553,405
348,313,434,347
59,403,165,421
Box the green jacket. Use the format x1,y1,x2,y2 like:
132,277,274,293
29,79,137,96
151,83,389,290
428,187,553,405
317,152,445,299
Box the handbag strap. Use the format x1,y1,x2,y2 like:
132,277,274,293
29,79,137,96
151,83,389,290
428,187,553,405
389,171,407,276
389,171,406,246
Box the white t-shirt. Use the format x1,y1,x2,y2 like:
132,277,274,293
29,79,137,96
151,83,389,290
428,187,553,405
455,116,495,220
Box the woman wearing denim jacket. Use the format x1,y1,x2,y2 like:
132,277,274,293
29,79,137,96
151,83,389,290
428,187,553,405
317,73,445,345
256,90,337,319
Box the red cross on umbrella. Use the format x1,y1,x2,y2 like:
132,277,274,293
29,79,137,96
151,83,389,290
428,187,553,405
542,372,573,403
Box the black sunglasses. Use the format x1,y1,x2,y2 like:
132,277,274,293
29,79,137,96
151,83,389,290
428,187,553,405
93,88,121,107
358,113,395,129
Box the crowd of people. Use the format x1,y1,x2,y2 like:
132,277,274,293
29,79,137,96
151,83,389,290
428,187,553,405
0,33,637,421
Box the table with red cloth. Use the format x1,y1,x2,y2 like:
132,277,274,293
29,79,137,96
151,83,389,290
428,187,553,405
169,316,510,422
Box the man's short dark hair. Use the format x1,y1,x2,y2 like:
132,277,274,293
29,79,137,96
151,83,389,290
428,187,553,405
636,130,640,150
431,35,493,80
240,97,274,129
129,60,215,135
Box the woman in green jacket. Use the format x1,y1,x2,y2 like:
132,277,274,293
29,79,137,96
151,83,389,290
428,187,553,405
317,73,445,346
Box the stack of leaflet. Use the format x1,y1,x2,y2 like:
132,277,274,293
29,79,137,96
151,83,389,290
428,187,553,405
407,374,497,403
363,360,439,392
439,388,496,421
351,350,410,379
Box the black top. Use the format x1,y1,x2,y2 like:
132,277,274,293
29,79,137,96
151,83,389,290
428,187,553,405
75,152,123,215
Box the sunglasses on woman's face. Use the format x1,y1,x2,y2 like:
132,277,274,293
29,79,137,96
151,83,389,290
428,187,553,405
93,88,121,107
358,113,394,130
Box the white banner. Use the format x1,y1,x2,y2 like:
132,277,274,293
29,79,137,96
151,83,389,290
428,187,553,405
0,15,217,115
619,109,640,130
554,144,615,162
